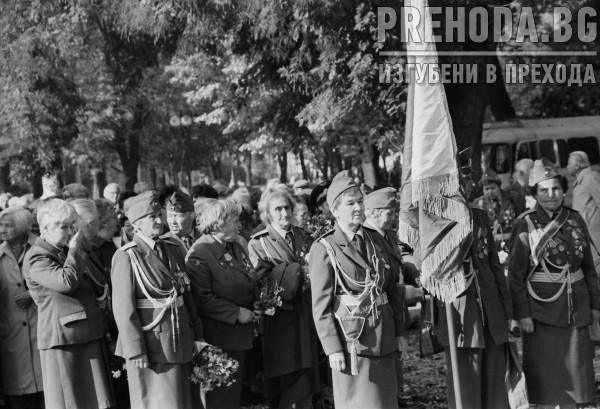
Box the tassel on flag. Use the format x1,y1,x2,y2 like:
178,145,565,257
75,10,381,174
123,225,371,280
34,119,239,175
397,0,473,303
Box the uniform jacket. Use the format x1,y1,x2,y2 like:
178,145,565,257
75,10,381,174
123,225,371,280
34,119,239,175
572,167,600,253
0,234,43,395
309,225,405,357
436,207,512,348
248,224,319,378
508,204,600,328
23,237,104,349
111,234,202,363
186,234,257,351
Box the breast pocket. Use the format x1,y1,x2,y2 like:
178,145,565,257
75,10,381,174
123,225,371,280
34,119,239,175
59,310,87,326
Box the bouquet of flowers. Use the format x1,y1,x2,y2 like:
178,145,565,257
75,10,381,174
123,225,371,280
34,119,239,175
308,215,334,240
254,275,283,317
105,333,127,379
190,344,240,392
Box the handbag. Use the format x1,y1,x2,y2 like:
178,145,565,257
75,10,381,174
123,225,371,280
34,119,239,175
419,295,444,358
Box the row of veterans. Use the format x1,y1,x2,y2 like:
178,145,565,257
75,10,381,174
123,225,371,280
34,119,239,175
1,154,599,409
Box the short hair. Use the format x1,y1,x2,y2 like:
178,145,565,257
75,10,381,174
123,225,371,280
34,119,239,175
515,158,534,172
104,183,121,195
569,151,591,168
37,199,77,230
70,198,98,221
192,184,219,200
95,199,118,227
62,183,90,200
259,188,295,224
0,207,33,235
198,199,240,235
331,187,362,212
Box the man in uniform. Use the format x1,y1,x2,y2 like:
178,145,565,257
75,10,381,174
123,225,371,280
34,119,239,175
111,191,203,409
310,171,406,409
164,190,198,251
474,168,525,251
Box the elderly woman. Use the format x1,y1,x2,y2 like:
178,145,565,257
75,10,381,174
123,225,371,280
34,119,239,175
509,158,600,408
0,207,43,409
186,199,257,409
248,189,320,409
23,199,114,409
310,172,405,409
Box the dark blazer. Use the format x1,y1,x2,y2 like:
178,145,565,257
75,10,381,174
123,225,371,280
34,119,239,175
186,234,257,351
436,206,512,348
111,234,202,363
248,224,319,378
309,225,405,357
23,237,104,349
508,204,600,328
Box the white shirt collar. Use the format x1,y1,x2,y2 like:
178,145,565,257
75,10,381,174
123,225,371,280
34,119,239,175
136,233,158,250
338,223,363,243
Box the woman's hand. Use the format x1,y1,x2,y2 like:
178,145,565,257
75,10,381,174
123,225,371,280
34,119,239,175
68,231,83,249
397,336,408,360
13,291,32,309
519,317,534,334
237,307,255,324
329,352,346,372
131,353,149,369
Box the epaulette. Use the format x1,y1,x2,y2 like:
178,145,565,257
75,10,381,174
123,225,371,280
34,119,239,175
516,208,536,219
250,229,268,240
561,205,578,213
120,241,137,251
316,229,334,242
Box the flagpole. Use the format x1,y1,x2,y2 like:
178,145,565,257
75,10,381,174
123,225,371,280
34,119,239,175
445,301,463,408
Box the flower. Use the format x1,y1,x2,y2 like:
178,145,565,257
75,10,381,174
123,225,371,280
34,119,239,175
190,345,240,392
224,253,233,262
308,215,334,240
498,250,508,264
254,275,284,319
112,370,122,379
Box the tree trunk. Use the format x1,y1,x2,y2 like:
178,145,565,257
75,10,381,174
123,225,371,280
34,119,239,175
360,142,380,187
91,168,101,199
0,163,10,193
149,166,157,189
277,151,288,183
298,149,309,180
242,152,252,186
488,57,516,121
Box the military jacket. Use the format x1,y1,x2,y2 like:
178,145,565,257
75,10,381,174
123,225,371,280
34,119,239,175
474,190,526,246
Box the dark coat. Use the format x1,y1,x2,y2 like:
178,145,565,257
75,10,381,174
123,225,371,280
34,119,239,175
508,204,600,328
111,234,201,363
248,224,319,378
23,237,104,349
186,234,257,351
309,225,405,357
436,206,512,348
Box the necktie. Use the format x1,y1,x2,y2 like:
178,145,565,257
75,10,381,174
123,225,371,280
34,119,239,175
155,240,169,266
285,231,295,252
184,236,193,250
352,233,367,259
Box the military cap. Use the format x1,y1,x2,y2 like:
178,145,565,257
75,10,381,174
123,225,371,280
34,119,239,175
310,180,331,209
479,168,501,187
166,190,194,213
126,190,161,223
293,179,309,190
327,170,359,207
529,158,559,187
364,187,397,209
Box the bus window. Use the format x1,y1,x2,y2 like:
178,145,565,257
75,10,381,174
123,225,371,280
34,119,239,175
482,145,492,170
567,137,600,165
556,139,568,167
516,142,531,160
495,145,510,174
538,139,556,164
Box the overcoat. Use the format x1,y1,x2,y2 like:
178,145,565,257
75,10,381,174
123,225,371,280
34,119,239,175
23,236,114,409
248,224,320,408
111,234,202,409
0,234,43,396
309,225,404,409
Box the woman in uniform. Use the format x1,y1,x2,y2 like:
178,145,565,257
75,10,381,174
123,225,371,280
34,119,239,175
248,189,320,409
23,199,115,409
186,199,257,409
509,158,600,408
0,207,43,409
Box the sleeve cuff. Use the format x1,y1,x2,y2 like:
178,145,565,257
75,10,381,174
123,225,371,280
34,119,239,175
123,339,146,360
321,334,343,356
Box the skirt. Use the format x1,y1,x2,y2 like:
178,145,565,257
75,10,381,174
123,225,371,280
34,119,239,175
126,361,201,409
40,340,115,409
265,366,321,409
523,321,595,405
331,352,398,409
205,350,245,409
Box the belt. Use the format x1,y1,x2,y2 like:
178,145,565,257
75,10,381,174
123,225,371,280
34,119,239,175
529,268,584,283
136,295,184,309
338,292,388,309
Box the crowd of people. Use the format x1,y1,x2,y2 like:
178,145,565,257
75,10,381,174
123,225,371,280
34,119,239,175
0,149,598,409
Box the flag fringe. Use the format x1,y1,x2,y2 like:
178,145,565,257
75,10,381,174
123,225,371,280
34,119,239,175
422,271,467,303
397,219,419,248
411,172,461,204
422,195,471,223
